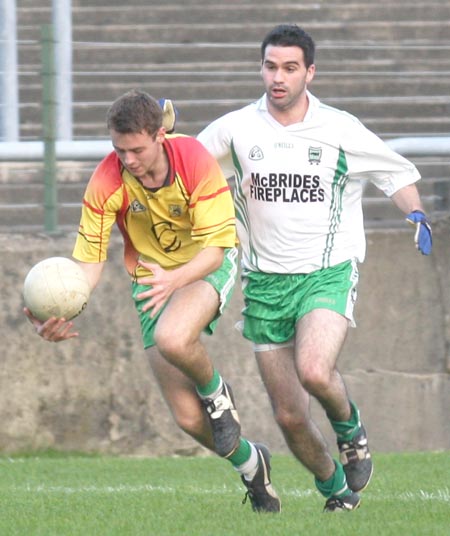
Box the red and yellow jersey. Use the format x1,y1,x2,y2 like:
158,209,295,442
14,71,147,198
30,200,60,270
73,134,237,278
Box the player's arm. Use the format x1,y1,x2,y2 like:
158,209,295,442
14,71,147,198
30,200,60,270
197,118,235,178
136,246,225,318
390,183,423,214
25,261,105,343
76,260,105,291
390,184,432,255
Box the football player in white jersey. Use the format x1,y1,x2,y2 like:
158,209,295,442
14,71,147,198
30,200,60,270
198,24,432,512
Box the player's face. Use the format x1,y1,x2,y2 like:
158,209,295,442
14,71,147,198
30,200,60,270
110,128,165,180
261,45,315,115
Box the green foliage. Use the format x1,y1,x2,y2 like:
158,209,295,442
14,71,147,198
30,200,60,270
0,451,448,535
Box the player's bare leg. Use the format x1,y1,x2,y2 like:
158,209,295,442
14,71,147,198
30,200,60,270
255,308,364,510
295,309,351,422
296,308,373,496
154,280,240,457
149,290,281,512
153,280,219,385
256,345,359,511
148,346,215,449
255,345,335,481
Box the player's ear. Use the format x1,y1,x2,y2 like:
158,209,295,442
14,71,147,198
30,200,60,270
155,126,166,143
306,63,316,84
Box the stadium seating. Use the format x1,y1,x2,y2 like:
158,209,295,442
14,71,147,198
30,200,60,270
1,0,449,230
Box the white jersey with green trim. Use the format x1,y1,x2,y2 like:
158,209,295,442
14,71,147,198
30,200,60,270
198,92,420,274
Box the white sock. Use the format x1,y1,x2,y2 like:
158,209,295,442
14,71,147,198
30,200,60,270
196,377,224,400
234,443,259,481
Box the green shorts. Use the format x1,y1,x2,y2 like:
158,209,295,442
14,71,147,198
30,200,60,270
132,247,238,349
241,259,359,345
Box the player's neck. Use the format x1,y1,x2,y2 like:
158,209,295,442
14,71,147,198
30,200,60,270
268,94,310,126
139,149,169,189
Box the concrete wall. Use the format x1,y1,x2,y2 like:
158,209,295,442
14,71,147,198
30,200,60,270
1,219,449,457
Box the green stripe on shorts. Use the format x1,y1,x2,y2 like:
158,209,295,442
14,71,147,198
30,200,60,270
133,247,238,348
241,260,359,344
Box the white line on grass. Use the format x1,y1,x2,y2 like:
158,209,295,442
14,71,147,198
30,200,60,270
13,484,450,503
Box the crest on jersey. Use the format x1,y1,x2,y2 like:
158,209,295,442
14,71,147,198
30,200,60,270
249,145,264,160
308,146,322,164
130,199,146,212
169,204,183,218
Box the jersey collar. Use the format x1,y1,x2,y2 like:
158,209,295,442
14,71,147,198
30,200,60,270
259,90,320,123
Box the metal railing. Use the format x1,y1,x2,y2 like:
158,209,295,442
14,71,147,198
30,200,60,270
1,137,450,163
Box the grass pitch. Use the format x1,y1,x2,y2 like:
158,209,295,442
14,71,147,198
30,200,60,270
0,450,448,535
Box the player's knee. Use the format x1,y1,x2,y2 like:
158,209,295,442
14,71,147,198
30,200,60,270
300,366,332,395
173,409,204,438
273,405,309,433
154,325,191,359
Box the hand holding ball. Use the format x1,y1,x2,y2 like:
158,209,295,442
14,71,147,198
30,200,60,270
23,257,90,321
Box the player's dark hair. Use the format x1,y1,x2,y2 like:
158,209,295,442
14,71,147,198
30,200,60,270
106,89,163,136
261,24,315,68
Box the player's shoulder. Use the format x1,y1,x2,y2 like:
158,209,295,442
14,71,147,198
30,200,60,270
199,100,263,143
226,98,262,121
92,151,121,175
164,134,219,174
316,99,364,128
90,151,123,186
165,133,211,157
164,134,224,193
86,151,124,200
209,98,263,127
165,132,201,145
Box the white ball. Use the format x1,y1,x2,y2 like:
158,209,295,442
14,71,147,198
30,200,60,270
23,257,90,321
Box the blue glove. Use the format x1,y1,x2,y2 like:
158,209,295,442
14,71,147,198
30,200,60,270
158,98,178,133
406,210,432,255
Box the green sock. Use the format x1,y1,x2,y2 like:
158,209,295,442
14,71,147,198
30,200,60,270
315,461,351,499
227,438,252,466
329,400,361,440
196,369,222,397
